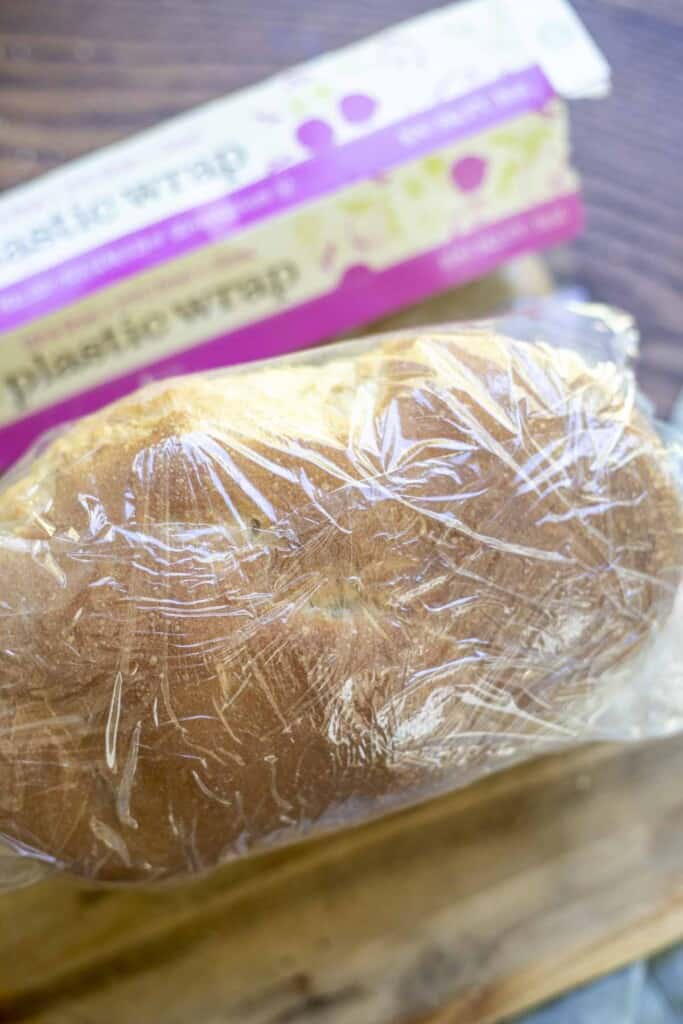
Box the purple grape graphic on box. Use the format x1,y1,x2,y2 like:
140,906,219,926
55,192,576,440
296,118,335,152
339,93,377,123
450,154,489,232
296,91,378,153
451,155,488,192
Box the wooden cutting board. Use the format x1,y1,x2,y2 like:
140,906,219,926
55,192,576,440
1,736,683,1024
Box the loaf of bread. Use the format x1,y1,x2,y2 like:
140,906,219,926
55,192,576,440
0,328,681,881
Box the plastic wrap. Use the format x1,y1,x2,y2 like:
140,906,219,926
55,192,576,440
0,301,682,887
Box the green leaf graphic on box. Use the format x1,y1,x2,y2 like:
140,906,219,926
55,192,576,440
404,177,425,198
342,197,377,213
422,155,447,178
294,212,325,246
341,195,403,239
496,159,520,197
489,128,522,149
519,124,551,162
386,204,402,238
489,123,551,163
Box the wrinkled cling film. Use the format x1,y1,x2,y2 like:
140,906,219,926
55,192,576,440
0,301,681,886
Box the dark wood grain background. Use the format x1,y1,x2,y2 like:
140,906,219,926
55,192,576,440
1,0,682,413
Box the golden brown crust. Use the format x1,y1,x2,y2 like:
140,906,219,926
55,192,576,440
0,330,681,880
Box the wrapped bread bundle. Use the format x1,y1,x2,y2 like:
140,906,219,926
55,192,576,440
0,305,681,883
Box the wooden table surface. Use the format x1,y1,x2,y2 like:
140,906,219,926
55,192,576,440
1,4,683,1024
1,0,682,412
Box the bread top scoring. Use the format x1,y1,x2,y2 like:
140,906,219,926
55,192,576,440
0,330,680,880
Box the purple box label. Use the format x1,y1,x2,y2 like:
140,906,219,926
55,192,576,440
0,68,553,335
0,192,583,472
